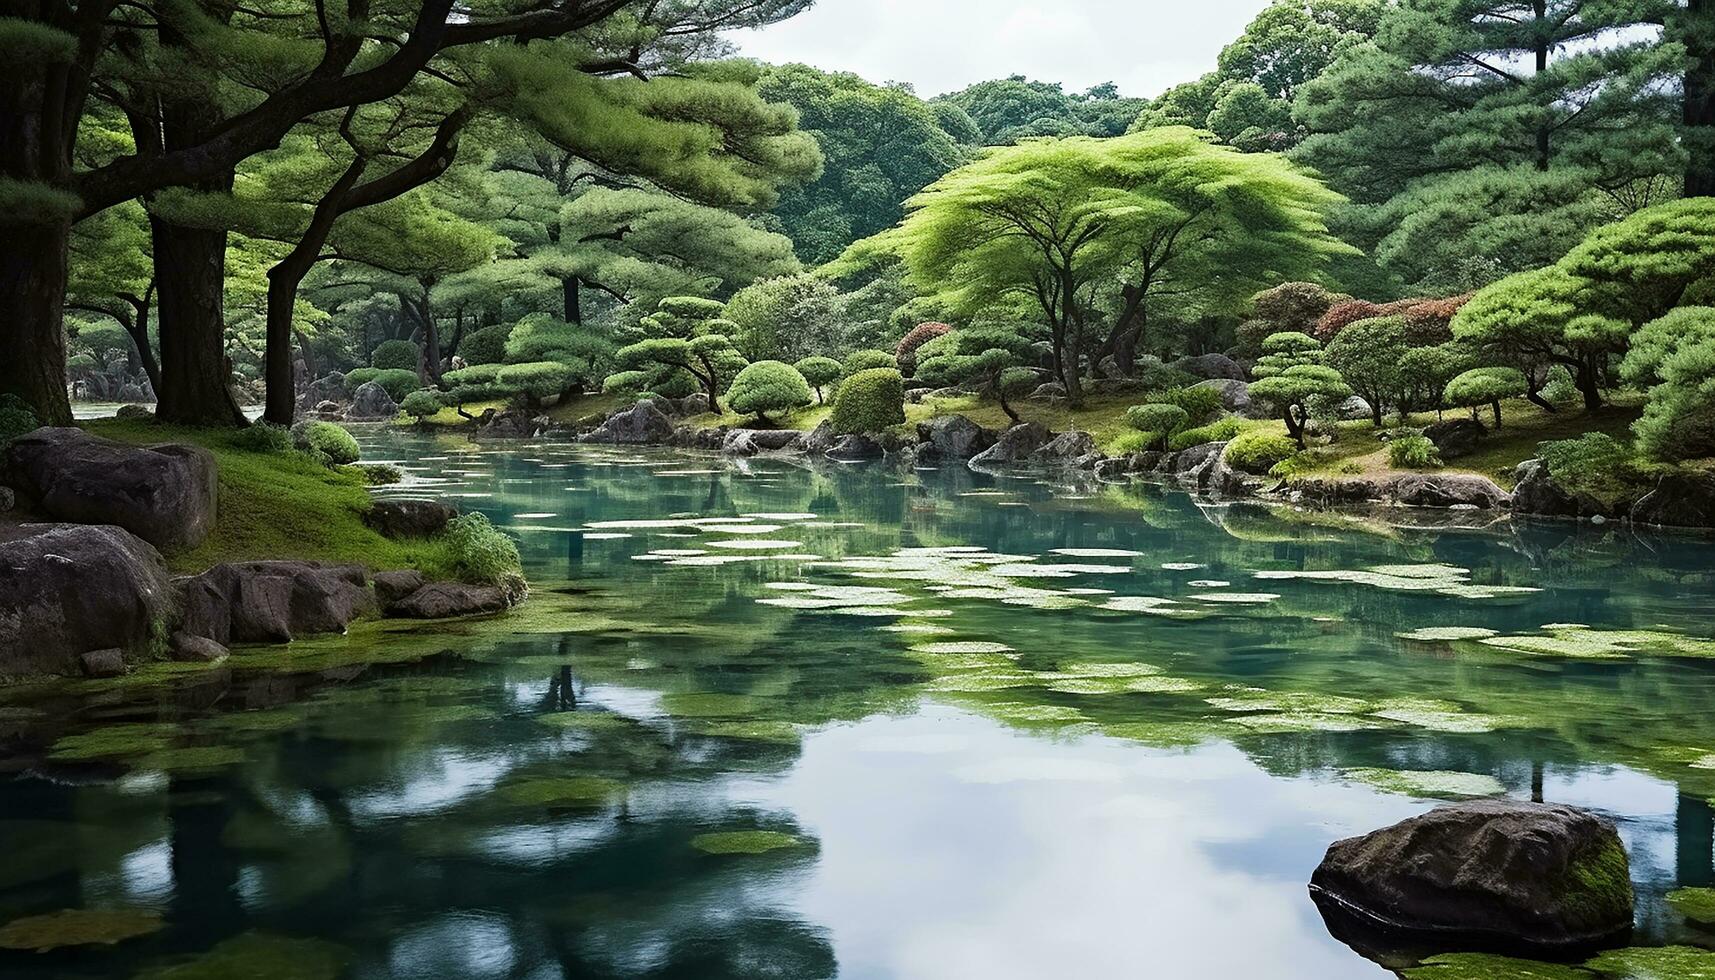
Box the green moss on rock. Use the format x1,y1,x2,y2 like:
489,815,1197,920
0,908,163,951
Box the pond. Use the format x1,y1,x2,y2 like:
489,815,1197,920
4,432,1715,978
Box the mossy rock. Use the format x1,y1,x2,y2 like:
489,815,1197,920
0,907,163,951
496,775,624,808
690,830,805,855
1583,945,1715,979
1667,886,1715,923
1404,952,1592,979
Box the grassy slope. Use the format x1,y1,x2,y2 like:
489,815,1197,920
87,419,453,576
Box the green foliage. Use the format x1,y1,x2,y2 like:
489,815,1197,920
1539,434,1650,504
1622,307,1715,461
1171,417,1249,450
793,356,842,402
443,513,525,599
841,349,897,376
1239,281,1346,357
400,389,446,421
829,367,907,434
1388,433,1442,469
343,368,423,402
1250,334,1352,446
228,421,292,454
723,273,844,363
0,394,42,445
458,325,512,366
726,360,814,421
1324,315,1407,422
1124,403,1190,449
1444,367,1528,426
934,77,1146,145
1142,385,1224,426
1223,430,1300,474
294,421,360,465
503,315,614,382
370,339,420,371
496,361,574,403
614,332,746,408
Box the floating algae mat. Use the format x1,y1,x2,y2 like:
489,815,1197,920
4,431,1715,980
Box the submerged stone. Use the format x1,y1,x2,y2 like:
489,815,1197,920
1310,799,1634,951
0,907,164,951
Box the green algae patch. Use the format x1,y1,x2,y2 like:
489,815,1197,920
692,720,802,742
1667,886,1715,923
497,775,625,808
135,932,350,980
1584,946,1715,979
138,745,246,772
1404,952,1592,980
49,721,181,761
1479,627,1715,662
691,830,805,855
537,710,636,731
0,907,164,951
1397,626,1502,642
659,691,761,718
1342,767,1506,799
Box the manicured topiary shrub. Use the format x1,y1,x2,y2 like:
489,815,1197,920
343,367,423,402
0,394,42,445
227,421,292,454
400,389,445,421
1124,403,1189,450
1445,367,1527,427
444,513,526,601
371,339,420,371
1170,417,1248,451
1223,430,1298,474
1144,385,1224,425
458,325,511,365
896,322,952,375
727,360,814,422
793,356,842,403
294,420,360,465
841,349,896,377
829,367,907,435
1388,433,1442,469
495,361,573,405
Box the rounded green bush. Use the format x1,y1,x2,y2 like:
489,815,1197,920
1124,403,1189,436
841,349,897,377
227,421,292,454
1170,417,1247,451
444,513,525,601
294,420,360,465
1387,433,1442,469
495,361,573,403
458,325,511,365
370,339,420,371
727,360,814,421
400,389,445,420
793,356,842,402
1144,385,1224,425
1222,430,1298,474
829,367,907,435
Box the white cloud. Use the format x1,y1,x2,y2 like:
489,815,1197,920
731,0,1271,99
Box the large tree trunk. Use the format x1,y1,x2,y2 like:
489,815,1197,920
0,222,74,425
152,213,244,425
1686,0,1715,196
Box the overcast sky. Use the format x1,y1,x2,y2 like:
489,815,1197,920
731,0,1272,99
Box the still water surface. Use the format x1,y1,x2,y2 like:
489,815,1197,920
4,432,1715,978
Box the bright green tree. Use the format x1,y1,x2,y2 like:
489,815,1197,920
1445,367,1528,427
912,324,1041,423
726,360,814,423
1250,332,1352,447
1323,315,1408,425
793,357,842,403
1621,307,1715,461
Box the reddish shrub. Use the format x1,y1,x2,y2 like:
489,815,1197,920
896,322,952,376
1399,292,1473,345
1314,300,1383,341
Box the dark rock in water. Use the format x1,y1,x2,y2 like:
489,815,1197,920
297,372,347,412
346,381,398,420
1630,471,1715,529
177,561,375,645
1424,418,1488,460
312,400,345,419
1310,799,1633,951
969,422,1052,469
1389,473,1510,509
170,632,229,663
0,524,172,676
1031,429,1099,467
1171,353,1247,381
579,401,674,444
804,420,837,456
364,499,459,538
917,415,996,462
1511,459,1619,520
6,426,219,550
1094,455,1137,480
1289,477,1387,505
372,570,428,607
669,425,726,451
826,433,885,462
384,581,510,618
723,428,803,456
80,648,126,678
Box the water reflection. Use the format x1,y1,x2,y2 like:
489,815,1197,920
2,432,1714,978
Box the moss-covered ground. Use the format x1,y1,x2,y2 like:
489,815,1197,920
85,418,454,576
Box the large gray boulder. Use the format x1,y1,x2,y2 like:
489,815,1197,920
383,581,511,618
1630,470,1715,529
1171,353,1246,381
1310,799,1633,949
969,422,1052,469
579,401,675,444
804,419,838,456
1424,418,1488,460
1189,379,1263,419
1031,429,1101,468
1388,473,1510,509
364,499,459,538
472,407,550,440
177,561,375,645
297,371,347,412
0,523,173,676
346,381,399,420
916,415,996,462
1511,459,1618,521
722,428,803,456
6,427,218,550
826,433,885,462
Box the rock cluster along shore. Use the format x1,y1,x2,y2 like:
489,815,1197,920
546,399,1715,530
0,428,512,680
